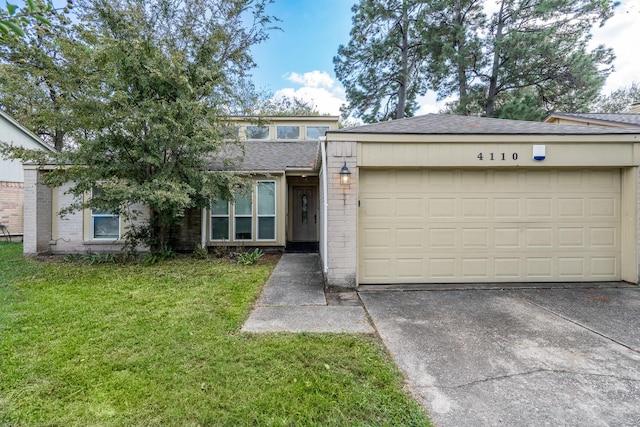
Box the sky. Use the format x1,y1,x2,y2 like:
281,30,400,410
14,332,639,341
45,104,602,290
249,0,640,117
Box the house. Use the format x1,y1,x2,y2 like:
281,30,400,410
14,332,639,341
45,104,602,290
23,116,339,254
24,114,640,288
322,114,640,287
544,104,640,128
0,110,55,241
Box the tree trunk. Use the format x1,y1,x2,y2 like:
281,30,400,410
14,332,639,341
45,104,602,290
54,129,64,151
485,0,506,117
395,2,409,120
454,0,470,115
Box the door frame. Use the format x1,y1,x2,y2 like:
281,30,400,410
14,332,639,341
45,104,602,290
287,176,319,243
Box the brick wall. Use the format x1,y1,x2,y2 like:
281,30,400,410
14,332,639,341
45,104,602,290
23,169,52,254
169,208,203,252
325,140,357,288
0,181,24,236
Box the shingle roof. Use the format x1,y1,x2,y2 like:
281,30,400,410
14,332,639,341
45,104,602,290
546,112,640,128
209,140,319,172
330,114,640,135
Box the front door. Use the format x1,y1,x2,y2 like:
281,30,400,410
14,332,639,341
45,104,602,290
291,186,318,241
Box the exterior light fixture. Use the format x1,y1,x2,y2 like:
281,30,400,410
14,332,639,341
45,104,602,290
340,161,351,185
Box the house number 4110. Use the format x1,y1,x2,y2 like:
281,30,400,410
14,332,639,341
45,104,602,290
477,152,518,161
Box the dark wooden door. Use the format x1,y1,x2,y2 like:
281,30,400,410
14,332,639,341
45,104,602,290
291,186,317,241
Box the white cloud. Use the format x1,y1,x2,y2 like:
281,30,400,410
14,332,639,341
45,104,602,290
286,71,336,89
590,0,640,93
274,70,346,116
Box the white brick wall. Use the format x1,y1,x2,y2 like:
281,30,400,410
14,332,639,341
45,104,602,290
51,183,87,253
23,169,52,254
325,140,357,288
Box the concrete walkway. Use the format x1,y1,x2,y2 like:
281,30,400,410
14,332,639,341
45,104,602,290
241,253,374,334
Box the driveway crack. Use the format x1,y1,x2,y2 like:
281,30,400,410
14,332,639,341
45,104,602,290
515,295,640,355
426,368,640,390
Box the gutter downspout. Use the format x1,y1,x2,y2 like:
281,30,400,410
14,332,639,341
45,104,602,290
319,136,329,274
201,207,206,249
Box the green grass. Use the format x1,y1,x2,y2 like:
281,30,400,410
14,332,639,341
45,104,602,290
0,243,431,426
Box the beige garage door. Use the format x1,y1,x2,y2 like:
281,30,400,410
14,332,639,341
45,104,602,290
358,169,621,284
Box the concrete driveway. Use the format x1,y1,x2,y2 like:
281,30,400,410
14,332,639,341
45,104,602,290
360,285,640,427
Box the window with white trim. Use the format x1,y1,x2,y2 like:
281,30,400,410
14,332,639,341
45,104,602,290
209,181,277,243
246,125,269,140
90,188,120,240
257,181,276,240
276,125,300,139
306,126,330,139
234,192,252,240
210,197,230,240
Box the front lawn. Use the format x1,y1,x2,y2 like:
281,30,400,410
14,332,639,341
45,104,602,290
0,243,430,426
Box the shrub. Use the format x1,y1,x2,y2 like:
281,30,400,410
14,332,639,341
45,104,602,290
236,248,264,265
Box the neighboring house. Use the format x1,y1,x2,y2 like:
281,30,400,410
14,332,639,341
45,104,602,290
0,110,55,240
24,114,640,288
545,105,640,129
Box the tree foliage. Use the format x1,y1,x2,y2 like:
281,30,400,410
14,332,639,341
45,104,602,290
1,0,275,252
334,0,432,122
0,0,72,40
257,95,322,116
590,82,640,113
337,0,617,122
0,4,87,150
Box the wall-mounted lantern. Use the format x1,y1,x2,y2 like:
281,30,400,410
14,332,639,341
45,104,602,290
340,161,351,185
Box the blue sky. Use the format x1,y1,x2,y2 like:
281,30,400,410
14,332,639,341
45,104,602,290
249,0,354,116
250,0,640,116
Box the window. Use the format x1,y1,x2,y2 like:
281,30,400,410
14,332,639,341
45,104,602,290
246,125,269,140
210,197,230,240
276,125,300,139
210,181,277,243
221,125,240,139
306,126,329,139
90,188,120,240
234,192,252,240
257,181,276,240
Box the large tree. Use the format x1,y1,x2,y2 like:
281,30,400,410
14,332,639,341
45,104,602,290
0,2,89,150
334,0,433,122
435,0,616,118
2,0,275,252
338,0,617,121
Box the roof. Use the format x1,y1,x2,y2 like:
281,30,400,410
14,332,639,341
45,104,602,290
0,109,56,152
329,114,640,136
209,140,319,172
544,112,640,128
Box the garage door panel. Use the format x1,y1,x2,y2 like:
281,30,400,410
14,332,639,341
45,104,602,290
558,198,585,217
462,198,489,217
590,197,617,217
495,228,521,248
558,227,585,247
590,227,617,247
461,228,489,248
495,198,521,217
525,198,553,218
461,258,489,279
591,257,618,277
361,227,393,249
397,258,425,279
429,228,456,248
397,198,423,217
397,228,424,248
359,169,621,284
